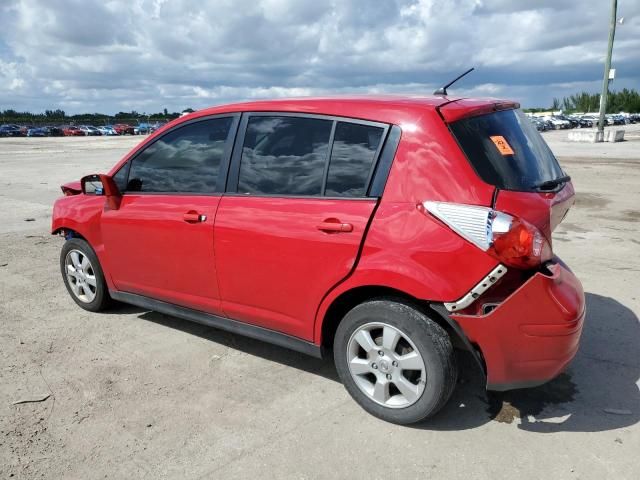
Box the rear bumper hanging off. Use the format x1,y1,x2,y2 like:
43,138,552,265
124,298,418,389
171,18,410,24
450,258,585,390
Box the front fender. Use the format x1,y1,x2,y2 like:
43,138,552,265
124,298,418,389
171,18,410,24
52,195,113,288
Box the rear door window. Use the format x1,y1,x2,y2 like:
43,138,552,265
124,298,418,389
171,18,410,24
325,122,385,197
449,109,564,191
238,116,332,196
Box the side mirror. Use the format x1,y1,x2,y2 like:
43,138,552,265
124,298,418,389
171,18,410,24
81,174,121,210
81,174,104,195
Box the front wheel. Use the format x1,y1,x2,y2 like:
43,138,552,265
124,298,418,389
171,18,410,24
60,238,110,312
334,299,457,424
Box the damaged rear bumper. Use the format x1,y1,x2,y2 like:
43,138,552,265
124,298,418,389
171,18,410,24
451,258,585,391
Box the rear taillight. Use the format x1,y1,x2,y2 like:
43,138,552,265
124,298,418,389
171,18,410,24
489,216,552,268
421,201,552,269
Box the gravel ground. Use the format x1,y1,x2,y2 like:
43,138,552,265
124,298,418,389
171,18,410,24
1,125,639,479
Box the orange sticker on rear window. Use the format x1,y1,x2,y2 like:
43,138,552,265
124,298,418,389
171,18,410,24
490,136,515,155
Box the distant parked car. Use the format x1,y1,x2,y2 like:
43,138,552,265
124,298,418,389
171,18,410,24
113,124,135,135
577,117,593,128
530,118,547,131
79,126,102,136
63,126,86,136
543,116,570,130
27,126,49,137
98,126,118,136
135,123,152,135
581,115,602,127
558,115,578,128
0,124,26,137
48,126,65,137
608,115,626,126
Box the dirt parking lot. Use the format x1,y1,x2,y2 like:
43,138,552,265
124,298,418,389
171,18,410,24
1,126,639,479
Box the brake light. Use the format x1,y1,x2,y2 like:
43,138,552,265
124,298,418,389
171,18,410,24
421,201,552,269
489,216,552,268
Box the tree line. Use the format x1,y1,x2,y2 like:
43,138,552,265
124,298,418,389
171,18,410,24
0,108,194,125
524,88,640,114
3,88,640,124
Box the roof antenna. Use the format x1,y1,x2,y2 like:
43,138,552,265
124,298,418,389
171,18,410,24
433,67,475,96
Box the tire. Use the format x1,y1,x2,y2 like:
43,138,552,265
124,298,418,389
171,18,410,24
333,299,457,424
60,238,110,312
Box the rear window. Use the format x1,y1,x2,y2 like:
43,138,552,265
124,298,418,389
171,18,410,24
449,109,564,191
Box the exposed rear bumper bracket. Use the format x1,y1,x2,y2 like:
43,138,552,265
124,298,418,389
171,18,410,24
444,264,507,312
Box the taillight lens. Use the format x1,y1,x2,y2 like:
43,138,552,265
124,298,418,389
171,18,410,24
422,201,552,269
488,215,552,268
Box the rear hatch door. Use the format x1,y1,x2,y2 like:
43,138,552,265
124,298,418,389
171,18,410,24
442,104,574,241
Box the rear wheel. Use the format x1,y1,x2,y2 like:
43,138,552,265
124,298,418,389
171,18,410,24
334,299,457,424
60,238,110,312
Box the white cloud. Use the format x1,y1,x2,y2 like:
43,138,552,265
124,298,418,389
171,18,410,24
0,0,638,113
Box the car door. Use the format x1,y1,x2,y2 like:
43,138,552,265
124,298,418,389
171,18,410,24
214,113,389,340
101,115,238,315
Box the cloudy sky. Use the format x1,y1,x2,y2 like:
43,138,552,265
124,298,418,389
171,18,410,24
1,0,639,114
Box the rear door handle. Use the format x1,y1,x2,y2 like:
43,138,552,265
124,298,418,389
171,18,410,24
183,211,207,223
317,221,353,233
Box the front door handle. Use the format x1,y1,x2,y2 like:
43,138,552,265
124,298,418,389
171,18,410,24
317,221,353,233
183,211,207,223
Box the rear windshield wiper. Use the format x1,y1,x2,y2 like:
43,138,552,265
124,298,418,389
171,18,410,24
535,175,571,191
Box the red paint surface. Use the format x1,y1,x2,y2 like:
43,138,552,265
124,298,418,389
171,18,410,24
101,194,224,315
214,196,376,338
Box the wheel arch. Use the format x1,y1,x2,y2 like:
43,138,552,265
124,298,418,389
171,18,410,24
51,216,113,289
52,226,87,241
318,284,478,364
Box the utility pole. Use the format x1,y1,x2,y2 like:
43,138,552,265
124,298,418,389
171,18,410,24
597,0,618,138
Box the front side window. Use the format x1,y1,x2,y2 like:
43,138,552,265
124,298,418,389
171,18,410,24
238,116,332,196
112,162,130,192
127,117,233,193
325,122,384,197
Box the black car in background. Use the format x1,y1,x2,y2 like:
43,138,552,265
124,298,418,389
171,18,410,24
557,115,579,128
48,126,65,136
578,118,593,128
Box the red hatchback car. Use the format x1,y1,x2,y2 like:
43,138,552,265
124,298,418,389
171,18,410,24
52,96,585,424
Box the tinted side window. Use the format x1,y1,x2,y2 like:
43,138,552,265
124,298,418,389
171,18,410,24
112,162,130,192
325,122,384,197
127,117,232,193
238,116,332,195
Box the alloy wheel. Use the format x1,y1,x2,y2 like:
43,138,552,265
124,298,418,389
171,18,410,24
347,322,426,408
64,249,97,303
